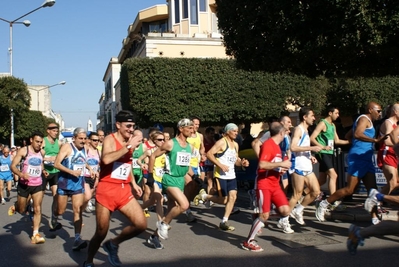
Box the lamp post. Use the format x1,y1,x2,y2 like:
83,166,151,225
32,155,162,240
29,81,66,113
0,0,56,76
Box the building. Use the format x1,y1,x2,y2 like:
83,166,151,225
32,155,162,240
97,0,227,132
27,85,65,127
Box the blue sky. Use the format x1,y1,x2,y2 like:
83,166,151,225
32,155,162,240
0,0,165,129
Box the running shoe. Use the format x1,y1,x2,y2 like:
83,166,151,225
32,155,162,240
315,202,328,222
72,237,88,251
193,189,206,206
144,209,150,218
277,219,294,234
49,219,62,231
364,188,379,212
82,261,95,267
241,239,263,252
31,233,45,244
1,198,5,205
6,190,10,198
156,221,169,240
85,200,93,213
219,221,235,231
185,211,197,223
163,194,168,203
103,240,122,267
347,224,364,255
147,235,164,249
290,208,305,225
8,205,16,216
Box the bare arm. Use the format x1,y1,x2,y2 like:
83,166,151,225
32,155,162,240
101,134,141,165
10,147,28,179
148,140,173,174
206,139,229,172
309,121,327,149
54,144,79,177
354,116,382,143
380,120,394,146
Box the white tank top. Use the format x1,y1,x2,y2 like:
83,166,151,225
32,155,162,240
291,125,312,172
214,139,237,180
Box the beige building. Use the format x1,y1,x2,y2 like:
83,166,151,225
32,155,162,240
97,0,228,132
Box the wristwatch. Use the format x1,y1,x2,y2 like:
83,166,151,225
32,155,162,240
126,145,132,149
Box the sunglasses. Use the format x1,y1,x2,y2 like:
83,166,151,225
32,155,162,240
156,139,165,141
91,139,99,142
124,124,135,129
373,108,382,113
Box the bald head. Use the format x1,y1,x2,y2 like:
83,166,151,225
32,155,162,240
367,102,380,112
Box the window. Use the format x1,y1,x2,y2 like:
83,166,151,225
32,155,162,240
174,0,180,23
190,0,198,24
199,0,206,12
183,0,189,19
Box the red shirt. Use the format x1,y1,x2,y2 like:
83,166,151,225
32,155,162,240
99,134,132,184
257,138,283,189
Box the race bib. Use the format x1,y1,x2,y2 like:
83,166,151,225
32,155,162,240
111,162,131,180
226,155,237,164
0,165,10,172
176,152,191,166
328,140,334,150
192,149,200,158
154,167,164,177
132,159,141,169
27,165,41,176
73,164,85,176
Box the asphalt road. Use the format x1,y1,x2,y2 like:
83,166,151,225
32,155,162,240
0,188,398,267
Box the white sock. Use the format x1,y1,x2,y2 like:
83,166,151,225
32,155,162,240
33,230,39,236
222,217,228,223
296,204,304,213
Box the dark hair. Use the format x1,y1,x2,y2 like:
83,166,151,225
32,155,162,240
30,131,44,139
299,107,313,121
323,105,338,117
189,116,201,122
148,127,159,135
267,116,279,123
88,132,98,139
269,122,285,137
205,127,215,134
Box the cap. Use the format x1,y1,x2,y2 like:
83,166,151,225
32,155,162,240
115,110,135,123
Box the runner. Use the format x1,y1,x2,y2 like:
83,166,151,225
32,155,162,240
241,122,292,252
43,123,63,231
194,123,249,231
147,118,194,240
84,132,101,213
288,107,322,225
8,131,47,244
316,102,385,224
96,130,105,155
309,106,349,208
84,110,145,267
54,127,91,251
0,146,13,203
137,130,167,249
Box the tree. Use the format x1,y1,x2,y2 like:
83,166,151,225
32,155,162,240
0,76,31,145
216,0,399,77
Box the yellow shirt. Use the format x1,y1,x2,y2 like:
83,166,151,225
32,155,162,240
187,132,201,168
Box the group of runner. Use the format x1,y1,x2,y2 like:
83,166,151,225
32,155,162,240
3,103,399,266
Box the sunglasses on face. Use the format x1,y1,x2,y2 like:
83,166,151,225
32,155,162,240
124,124,136,129
156,138,165,141
373,108,382,113
91,139,99,142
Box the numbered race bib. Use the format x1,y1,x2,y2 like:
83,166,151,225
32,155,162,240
73,164,85,176
132,159,141,169
192,149,200,158
328,140,334,151
85,165,98,176
176,152,191,166
154,167,164,177
111,162,131,180
27,165,41,177
227,155,237,164
0,165,10,172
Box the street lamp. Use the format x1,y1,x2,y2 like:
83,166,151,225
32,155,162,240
29,81,66,112
0,0,56,76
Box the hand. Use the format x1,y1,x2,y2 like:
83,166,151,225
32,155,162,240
241,158,250,167
71,169,82,178
146,173,154,187
127,135,143,149
311,156,318,164
42,170,49,178
280,160,291,169
141,164,148,171
312,146,322,153
324,146,332,151
219,164,229,173
201,154,207,162
132,183,143,197
376,134,388,143
20,172,30,180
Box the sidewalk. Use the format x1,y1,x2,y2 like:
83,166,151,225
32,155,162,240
237,189,399,222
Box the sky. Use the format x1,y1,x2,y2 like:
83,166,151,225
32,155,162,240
0,0,165,129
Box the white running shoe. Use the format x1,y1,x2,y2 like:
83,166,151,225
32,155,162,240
365,188,379,212
290,208,305,225
277,219,294,234
156,221,169,240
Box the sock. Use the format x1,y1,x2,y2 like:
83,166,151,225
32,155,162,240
222,217,228,223
372,217,380,225
33,230,39,236
376,193,385,202
247,218,265,241
279,216,289,223
75,233,81,241
296,204,304,213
